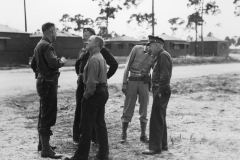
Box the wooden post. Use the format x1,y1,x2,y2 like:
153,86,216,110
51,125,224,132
24,0,27,32
152,0,154,36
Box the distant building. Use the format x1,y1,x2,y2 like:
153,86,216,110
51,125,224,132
0,24,30,66
189,36,229,56
105,36,141,56
141,33,189,57
30,30,83,59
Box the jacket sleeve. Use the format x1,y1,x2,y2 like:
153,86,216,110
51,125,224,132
157,54,171,94
100,47,118,79
44,46,64,69
30,54,38,78
122,46,137,84
75,59,80,75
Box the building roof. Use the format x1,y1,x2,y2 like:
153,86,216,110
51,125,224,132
197,36,227,42
0,24,29,34
30,30,80,37
105,36,140,42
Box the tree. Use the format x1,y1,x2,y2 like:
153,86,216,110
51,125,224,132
187,35,194,42
168,17,185,35
186,0,220,56
233,0,240,16
59,14,72,32
207,32,214,37
70,14,94,33
92,0,122,39
225,36,232,46
236,37,240,46
127,13,156,29
123,0,143,9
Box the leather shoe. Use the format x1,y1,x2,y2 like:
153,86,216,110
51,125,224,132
38,144,57,151
142,150,161,155
140,136,149,143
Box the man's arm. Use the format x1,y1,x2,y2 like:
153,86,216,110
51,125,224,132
75,59,80,75
157,53,171,95
83,58,99,99
122,46,137,84
100,47,118,79
44,47,64,69
30,55,38,78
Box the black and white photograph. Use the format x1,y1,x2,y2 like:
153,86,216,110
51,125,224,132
0,0,240,159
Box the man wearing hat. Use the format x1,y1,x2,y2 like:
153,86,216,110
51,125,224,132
72,28,118,145
121,40,154,143
142,35,172,155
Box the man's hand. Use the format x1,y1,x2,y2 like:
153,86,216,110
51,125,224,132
122,83,127,95
158,93,161,97
61,57,67,64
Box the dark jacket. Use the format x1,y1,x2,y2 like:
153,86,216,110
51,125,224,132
75,47,118,79
31,37,64,78
152,49,172,94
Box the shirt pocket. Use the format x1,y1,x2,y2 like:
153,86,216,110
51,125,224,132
131,59,141,70
141,57,153,73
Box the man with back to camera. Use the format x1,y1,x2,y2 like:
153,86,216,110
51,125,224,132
31,22,67,159
64,35,110,160
72,28,118,145
120,41,154,144
142,35,172,155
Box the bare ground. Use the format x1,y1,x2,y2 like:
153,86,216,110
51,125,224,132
1,73,240,160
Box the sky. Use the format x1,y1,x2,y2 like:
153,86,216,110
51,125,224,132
0,0,239,40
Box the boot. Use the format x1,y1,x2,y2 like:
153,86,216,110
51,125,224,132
40,135,63,159
120,122,129,144
38,135,57,151
140,121,149,143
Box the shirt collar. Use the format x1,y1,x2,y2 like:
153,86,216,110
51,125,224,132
42,36,51,44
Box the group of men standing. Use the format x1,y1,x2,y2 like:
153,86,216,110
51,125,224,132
30,22,172,160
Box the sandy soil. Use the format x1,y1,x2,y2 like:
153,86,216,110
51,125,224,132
1,71,240,160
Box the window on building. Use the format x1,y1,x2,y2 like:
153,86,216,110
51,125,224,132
105,43,112,49
170,43,174,49
180,44,185,49
128,43,135,49
0,40,6,51
117,43,124,49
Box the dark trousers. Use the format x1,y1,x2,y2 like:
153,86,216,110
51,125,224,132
36,76,58,136
73,77,97,142
149,85,171,151
74,85,109,160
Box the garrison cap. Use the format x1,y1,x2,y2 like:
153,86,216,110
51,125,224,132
83,28,96,35
146,35,164,46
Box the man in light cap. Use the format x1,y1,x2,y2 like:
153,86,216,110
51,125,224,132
72,28,118,145
121,39,154,144
142,35,172,155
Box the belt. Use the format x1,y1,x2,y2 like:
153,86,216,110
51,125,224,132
129,76,144,81
130,72,144,77
152,84,170,87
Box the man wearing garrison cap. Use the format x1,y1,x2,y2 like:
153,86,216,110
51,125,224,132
72,28,118,145
142,35,173,155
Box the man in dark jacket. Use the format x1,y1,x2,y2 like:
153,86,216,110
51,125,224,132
72,28,118,144
142,35,172,155
31,22,67,159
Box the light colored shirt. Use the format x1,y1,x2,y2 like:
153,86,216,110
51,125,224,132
123,45,153,84
83,52,107,98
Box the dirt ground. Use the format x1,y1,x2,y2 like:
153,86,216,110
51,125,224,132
0,72,240,160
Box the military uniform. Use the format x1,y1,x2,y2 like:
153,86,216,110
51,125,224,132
149,48,172,152
121,45,153,143
31,37,64,136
